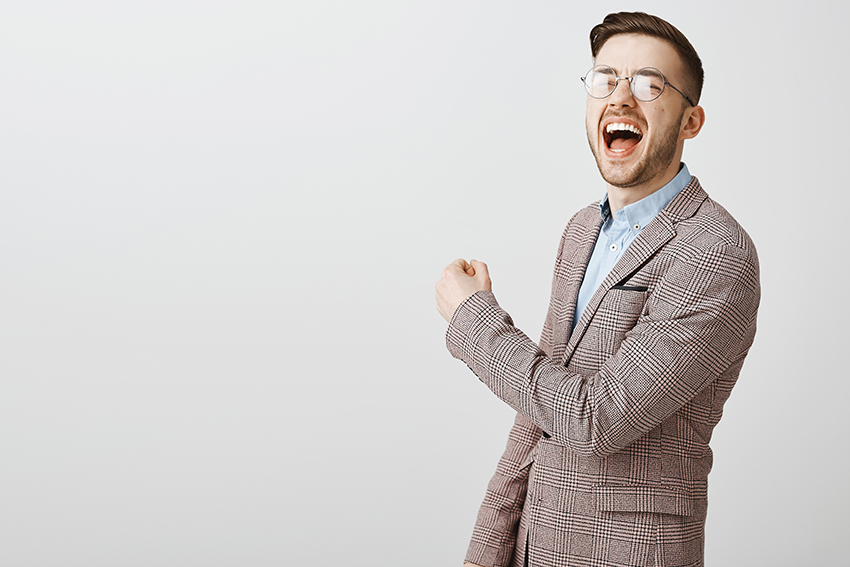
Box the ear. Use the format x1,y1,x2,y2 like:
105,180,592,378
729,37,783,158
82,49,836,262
679,104,705,140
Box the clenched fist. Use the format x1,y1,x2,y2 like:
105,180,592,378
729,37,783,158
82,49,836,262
435,258,492,322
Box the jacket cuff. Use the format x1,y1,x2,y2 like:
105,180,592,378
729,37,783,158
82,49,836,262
445,290,504,364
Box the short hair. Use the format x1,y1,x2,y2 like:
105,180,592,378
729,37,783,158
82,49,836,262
590,12,704,105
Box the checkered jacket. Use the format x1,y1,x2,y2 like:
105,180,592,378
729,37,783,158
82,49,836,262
447,178,760,567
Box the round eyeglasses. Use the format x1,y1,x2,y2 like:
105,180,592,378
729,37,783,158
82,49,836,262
581,65,694,107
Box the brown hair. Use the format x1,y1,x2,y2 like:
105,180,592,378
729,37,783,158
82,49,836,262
590,12,704,104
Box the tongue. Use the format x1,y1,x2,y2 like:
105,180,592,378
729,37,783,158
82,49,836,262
610,137,639,151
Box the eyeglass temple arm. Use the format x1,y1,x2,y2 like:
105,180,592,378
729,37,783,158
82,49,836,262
664,82,695,106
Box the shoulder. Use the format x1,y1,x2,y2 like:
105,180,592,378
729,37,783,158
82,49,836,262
565,202,601,232
686,198,756,254
658,181,760,308
560,202,602,244
666,177,758,265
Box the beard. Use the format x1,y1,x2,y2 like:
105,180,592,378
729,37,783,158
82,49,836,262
587,109,684,189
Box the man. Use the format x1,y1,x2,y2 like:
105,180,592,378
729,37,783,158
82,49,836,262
435,12,760,567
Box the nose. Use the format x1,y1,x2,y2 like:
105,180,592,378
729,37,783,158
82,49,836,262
608,77,634,107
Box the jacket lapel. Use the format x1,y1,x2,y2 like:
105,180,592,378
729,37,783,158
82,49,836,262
548,208,602,364
560,177,708,367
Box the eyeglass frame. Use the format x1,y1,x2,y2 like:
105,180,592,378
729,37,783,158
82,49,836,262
581,65,695,107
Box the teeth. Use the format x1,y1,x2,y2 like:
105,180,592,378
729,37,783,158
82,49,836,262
605,122,642,136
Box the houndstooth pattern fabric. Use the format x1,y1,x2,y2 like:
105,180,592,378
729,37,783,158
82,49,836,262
448,178,760,567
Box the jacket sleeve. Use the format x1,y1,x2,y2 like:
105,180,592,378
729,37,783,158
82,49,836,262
447,242,760,459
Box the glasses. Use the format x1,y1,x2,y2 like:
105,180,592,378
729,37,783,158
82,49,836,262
581,65,694,106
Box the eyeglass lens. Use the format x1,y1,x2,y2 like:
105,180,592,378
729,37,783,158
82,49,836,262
584,66,666,102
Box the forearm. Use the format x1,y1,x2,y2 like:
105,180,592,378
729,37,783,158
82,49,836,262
447,290,605,455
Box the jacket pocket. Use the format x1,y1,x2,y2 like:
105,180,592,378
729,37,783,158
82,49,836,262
610,284,648,292
593,484,695,516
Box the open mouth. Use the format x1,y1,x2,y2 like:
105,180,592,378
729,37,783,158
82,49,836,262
604,122,643,153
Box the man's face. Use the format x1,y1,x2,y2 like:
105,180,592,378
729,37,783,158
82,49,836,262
585,34,690,190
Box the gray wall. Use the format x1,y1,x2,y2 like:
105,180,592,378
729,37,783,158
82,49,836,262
1,1,845,565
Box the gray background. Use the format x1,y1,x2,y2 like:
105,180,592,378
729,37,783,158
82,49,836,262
1,1,846,565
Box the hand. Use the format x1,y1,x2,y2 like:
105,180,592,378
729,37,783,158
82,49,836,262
435,258,492,322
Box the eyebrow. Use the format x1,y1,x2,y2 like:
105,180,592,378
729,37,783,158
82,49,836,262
595,65,666,79
636,68,664,79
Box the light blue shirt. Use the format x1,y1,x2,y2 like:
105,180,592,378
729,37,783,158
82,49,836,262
572,163,692,330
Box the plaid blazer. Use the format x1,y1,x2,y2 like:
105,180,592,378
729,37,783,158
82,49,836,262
447,177,760,567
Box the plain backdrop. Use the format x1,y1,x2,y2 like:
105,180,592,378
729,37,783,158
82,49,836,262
1,1,847,566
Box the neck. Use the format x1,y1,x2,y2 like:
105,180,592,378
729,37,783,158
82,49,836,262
607,160,682,218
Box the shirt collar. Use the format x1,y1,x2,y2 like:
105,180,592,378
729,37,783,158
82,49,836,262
598,163,692,228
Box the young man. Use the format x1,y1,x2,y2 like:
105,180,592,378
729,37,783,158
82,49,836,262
435,12,760,567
